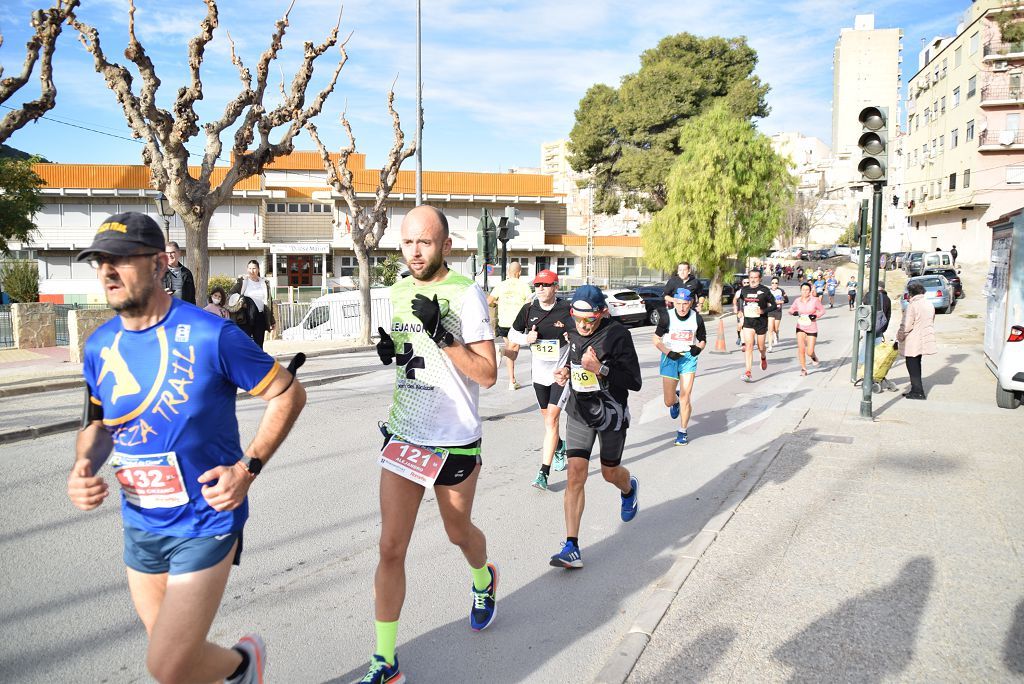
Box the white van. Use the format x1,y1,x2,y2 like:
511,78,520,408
922,251,953,270
282,288,393,341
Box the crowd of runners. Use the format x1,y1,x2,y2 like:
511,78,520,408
66,208,843,683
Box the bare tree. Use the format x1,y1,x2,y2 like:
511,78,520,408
306,89,416,344
71,0,347,305
784,188,830,246
0,0,79,143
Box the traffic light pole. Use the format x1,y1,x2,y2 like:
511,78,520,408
850,199,869,384
499,239,509,281
860,184,884,419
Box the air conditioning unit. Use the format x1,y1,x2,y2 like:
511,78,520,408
994,61,1009,72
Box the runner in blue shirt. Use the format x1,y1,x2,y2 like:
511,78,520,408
825,272,839,308
67,212,307,684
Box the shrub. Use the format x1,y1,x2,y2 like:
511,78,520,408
0,259,39,303
208,275,236,300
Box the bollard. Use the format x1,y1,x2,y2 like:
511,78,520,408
713,317,727,353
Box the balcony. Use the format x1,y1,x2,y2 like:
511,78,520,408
978,129,1024,151
984,40,1024,59
981,84,1024,106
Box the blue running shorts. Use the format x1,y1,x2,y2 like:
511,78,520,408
659,353,698,378
124,526,243,575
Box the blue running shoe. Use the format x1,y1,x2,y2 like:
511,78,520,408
357,653,405,684
470,563,498,631
552,439,567,472
621,476,639,522
669,401,680,420
675,430,688,446
549,540,583,569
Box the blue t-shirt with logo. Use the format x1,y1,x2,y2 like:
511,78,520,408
83,299,278,537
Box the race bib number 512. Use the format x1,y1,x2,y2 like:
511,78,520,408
110,451,189,509
379,437,449,487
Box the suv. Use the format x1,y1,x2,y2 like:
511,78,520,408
921,268,964,299
903,251,925,276
604,288,648,326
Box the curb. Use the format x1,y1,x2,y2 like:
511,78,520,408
592,424,798,684
0,345,375,399
0,368,371,445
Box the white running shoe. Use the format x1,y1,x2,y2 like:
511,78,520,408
227,634,266,684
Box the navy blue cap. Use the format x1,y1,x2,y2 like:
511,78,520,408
76,211,165,262
571,285,607,313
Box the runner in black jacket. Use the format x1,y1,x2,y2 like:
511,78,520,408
549,286,642,570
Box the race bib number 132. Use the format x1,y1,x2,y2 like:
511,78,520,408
110,451,189,509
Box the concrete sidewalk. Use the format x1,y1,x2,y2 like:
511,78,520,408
615,301,1023,680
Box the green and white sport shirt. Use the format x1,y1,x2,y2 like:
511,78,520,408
387,269,494,446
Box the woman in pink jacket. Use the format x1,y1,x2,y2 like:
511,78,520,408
896,280,937,399
789,282,825,375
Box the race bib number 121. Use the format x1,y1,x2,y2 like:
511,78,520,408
379,437,449,487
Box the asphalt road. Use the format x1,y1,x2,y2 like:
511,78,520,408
0,304,854,683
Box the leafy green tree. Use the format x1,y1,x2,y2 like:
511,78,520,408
568,33,770,214
373,253,403,287
0,157,43,253
641,104,794,312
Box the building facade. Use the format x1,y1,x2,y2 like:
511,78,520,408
18,153,575,303
902,0,1024,263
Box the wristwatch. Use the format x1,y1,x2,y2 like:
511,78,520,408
437,330,455,349
599,363,610,377
240,455,264,478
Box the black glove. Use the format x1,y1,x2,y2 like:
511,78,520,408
411,294,454,347
376,326,395,365
689,344,703,357
666,350,683,360
809,314,818,321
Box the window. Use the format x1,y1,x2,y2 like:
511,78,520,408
935,181,941,198
966,120,975,141
556,257,575,276
940,96,946,113
923,106,930,122
933,66,940,82
953,87,960,107
507,257,530,276
967,75,976,98
298,203,311,213
951,128,959,148
970,32,979,55
964,169,971,188
949,172,957,191
312,204,331,214
954,46,962,67
915,115,920,131
288,203,299,213
336,255,357,276
941,59,948,79
962,218,967,230
939,135,945,152
1008,166,1024,185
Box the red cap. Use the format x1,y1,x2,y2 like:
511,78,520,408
533,269,558,285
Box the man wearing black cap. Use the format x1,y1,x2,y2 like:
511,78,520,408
550,285,642,570
66,212,307,684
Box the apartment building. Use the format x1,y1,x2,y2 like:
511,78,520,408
19,153,572,303
903,0,1024,262
770,132,851,246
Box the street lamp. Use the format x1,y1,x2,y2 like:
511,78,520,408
154,192,174,242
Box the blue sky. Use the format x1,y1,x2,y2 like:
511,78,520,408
1,0,968,173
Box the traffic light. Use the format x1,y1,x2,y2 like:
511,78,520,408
857,106,888,184
856,304,873,331
502,206,521,240
476,209,497,264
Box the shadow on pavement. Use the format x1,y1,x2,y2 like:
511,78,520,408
322,427,822,684
1005,599,1024,674
773,556,934,680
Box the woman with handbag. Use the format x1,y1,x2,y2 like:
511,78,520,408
229,260,275,348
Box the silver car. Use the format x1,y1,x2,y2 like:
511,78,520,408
900,274,955,314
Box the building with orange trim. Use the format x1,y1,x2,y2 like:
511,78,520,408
19,153,585,303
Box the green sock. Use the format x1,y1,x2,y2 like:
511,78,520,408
374,620,398,664
471,563,492,592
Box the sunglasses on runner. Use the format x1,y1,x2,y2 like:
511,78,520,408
534,283,556,289
571,313,600,325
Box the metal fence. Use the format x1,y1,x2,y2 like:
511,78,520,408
0,306,12,349
274,301,311,332
55,303,109,346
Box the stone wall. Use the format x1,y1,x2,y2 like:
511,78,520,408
68,308,116,363
11,303,56,349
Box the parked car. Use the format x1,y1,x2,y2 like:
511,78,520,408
834,245,853,257
903,251,925,276
282,288,393,341
900,274,955,314
922,250,954,271
997,324,1024,409
631,285,667,326
892,251,907,269
699,278,735,304
604,288,648,326
921,267,964,299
